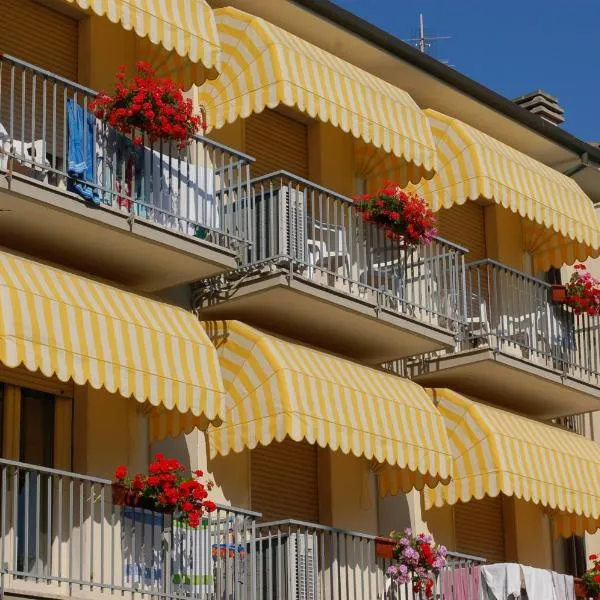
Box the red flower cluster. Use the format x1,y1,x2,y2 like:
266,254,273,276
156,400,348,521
114,454,216,528
565,263,600,317
353,183,437,247
90,62,206,149
582,553,600,595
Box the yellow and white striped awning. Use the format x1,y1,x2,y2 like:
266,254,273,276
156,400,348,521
0,250,227,438
205,321,452,491
415,109,600,271
422,389,600,537
64,0,221,84
197,7,437,183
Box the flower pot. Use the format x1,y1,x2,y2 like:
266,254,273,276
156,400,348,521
112,483,132,507
551,285,567,303
574,578,596,599
375,537,395,560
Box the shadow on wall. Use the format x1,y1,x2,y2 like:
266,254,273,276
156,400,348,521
378,492,413,537
151,435,192,471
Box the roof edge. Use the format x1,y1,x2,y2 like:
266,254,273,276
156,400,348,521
290,0,600,166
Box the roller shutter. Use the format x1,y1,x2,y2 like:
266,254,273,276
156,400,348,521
0,0,79,81
436,203,487,262
251,438,318,523
245,109,308,179
454,496,506,564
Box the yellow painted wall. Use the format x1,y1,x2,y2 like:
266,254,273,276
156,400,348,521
485,205,527,271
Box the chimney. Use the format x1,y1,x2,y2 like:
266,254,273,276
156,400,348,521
513,90,565,126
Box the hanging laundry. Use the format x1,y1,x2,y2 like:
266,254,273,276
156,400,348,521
67,99,100,205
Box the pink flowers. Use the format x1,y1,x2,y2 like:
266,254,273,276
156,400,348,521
564,264,600,317
353,183,437,247
386,529,447,599
90,62,206,149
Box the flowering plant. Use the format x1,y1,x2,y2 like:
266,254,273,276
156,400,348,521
565,264,600,317
113,454,216,528
353,183,437,247
582,554,600,597
90,62,206,149
386,529,447,599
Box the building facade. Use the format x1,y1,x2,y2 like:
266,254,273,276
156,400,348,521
1,0,600,598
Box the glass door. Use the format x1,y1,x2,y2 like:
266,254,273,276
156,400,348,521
17,389,54,577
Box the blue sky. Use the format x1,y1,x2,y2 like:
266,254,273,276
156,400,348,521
332,0,600,142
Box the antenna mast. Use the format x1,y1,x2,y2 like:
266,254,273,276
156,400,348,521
406,13,451,57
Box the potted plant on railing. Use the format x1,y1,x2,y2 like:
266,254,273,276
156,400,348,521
353,183,437,247
90,62,206,149
385,528,447,599
580,554,600,599
553,263,600,316
112,454,216,528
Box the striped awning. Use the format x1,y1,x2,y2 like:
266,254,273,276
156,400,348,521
64,0,221,83
197,7,437,182
422,389,600,537
205,321,452,491
415,109,600,271
0,250,227,438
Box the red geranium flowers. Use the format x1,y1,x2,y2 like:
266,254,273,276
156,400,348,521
90,62,206,149
582,553,600,596
353,183,437,247
565,263,600,317
113,454,216,528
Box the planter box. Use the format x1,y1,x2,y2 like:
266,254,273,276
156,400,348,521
111,483,173,513
574,578,600,599
551,285,567,303
375,537,395,560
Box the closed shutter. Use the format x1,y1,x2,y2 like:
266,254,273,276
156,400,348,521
0,0,79,81
245,109,308,179
251,438,319,523
455,496,506,564
436,203,487,262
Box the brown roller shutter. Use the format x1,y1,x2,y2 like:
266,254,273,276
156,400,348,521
455,496,506,564
436,203,487,262
245,109,308,179
251,438,318,523
0,0,79,81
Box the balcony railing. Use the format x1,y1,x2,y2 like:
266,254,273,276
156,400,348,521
465,260,600,382
0,53,252,252
233,171,467,332
0,459,486,600
255,520,485,600
0,458,258,600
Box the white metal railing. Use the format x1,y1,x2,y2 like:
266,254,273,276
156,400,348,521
255,520,485,600
0,53,253,252
230,171,468,332
0,458,259,600
465,259,600,382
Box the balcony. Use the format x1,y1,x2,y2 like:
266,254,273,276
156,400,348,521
193,172,467,364
406,259,600,419
0,458,484,600
0,54,252,292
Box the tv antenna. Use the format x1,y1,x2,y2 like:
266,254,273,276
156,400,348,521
405,13,451,57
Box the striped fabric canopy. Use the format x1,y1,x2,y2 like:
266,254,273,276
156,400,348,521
423,389,600,537
205,321,452,491
415,110,600,271
0,250,227,437
197,7,437,183
64,0,221,83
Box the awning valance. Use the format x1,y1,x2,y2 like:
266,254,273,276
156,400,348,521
0,250,227,436
64,0,221,83
204,321,452,491
197,7,437,182
422,389,600,537
416,110,600,271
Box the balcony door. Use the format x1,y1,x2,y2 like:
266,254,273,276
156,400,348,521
17,389,55,577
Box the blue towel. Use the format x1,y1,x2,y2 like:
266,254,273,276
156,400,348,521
67,99,100,205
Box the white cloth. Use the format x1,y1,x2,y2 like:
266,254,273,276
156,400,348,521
171,516,213,594
551,571,575,600
143,148,217,235
481,563,522,600
522,565,555,600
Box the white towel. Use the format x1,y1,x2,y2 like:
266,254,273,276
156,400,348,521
143,148,216,235
522,565,555,600
481,563,521,600
551,571,575,600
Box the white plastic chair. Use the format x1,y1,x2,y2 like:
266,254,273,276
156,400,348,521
0,122,50,180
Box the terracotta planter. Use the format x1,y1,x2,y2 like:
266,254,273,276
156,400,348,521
111,483,172,513
375,537,395,560
551,285,567,303
574,578,600,599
